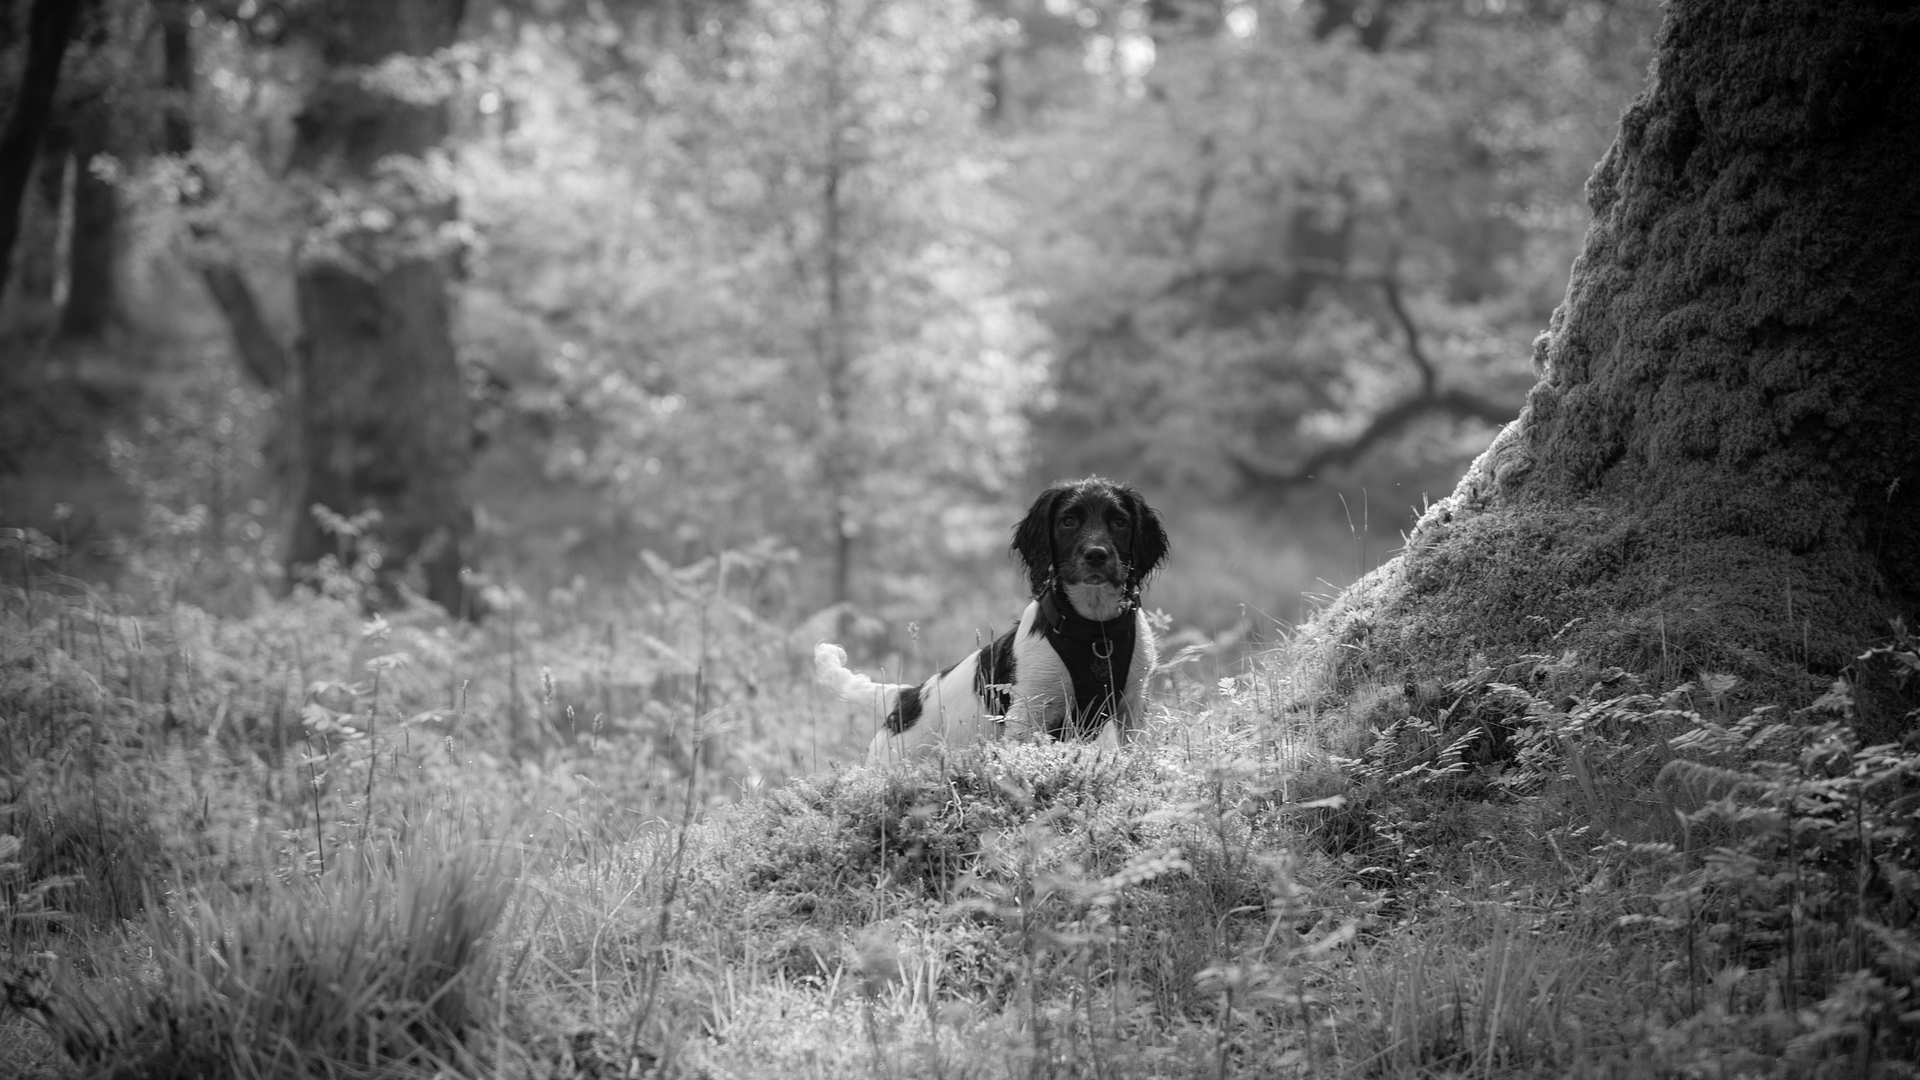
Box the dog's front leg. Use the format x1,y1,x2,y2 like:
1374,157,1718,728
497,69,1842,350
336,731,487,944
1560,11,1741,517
1114,609,1158,746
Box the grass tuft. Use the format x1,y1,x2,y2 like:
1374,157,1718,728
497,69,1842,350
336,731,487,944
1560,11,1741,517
13,839,514,1080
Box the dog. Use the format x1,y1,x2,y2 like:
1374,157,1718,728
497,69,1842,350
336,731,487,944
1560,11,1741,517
816,477,1169,765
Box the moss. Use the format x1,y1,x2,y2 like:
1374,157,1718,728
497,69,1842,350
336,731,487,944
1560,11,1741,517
1312,1,1920,703
1312,498,1881,704
1549,2,1918,580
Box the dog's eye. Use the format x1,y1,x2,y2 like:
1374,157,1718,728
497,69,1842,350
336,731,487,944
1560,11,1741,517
1111,516,1131,532
1058,514,1080,530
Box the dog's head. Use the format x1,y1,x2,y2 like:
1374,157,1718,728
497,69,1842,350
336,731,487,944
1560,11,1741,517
1012,477,1169,605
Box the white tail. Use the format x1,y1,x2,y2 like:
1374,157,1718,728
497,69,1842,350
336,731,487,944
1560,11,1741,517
813,642,906,711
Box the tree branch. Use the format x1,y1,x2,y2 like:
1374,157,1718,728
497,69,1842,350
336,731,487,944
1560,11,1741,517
1379,268,1435,398
1232,388,1516,496
1234,274,1516,496
1058,255,1518,497
201,263,290,389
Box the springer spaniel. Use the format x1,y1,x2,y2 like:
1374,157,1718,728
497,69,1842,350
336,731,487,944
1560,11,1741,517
816,477,1169,765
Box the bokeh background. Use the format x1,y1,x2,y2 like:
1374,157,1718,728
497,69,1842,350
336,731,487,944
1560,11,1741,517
1,0,1658,778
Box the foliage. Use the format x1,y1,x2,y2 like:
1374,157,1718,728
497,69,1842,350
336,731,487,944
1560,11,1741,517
0,553,860,1074
1327,626,1920,1076
710,742,1175,910
456,0,1044,613
27,3,1915,1079
646,736,1375,1077
6,547,1919,1079
1340,902,1611,1076
1619,646,1920,1075
1010,1,1656,502
4,0,1661,636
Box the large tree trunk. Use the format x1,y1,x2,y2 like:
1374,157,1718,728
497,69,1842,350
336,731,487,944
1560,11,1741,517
0,0,83,312
284,0,475,615
0,118,68,334
1312,0,1920,697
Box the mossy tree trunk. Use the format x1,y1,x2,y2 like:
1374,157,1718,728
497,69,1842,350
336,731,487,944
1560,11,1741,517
1318,0,1920,694
285,0,476,615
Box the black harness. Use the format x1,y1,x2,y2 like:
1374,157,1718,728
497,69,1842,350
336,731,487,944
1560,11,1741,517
1032,584,1137,740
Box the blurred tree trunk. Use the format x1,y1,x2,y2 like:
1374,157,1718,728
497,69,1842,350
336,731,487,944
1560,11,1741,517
285,0,476,615
1310,0,1400,52
158,0,289,388
818,0,855,609
0,120,67,333
58,101,117,338
158,0,193,154
0,0,83,320
1316,0,1920,694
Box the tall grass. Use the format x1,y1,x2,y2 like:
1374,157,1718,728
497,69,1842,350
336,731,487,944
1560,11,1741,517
16,838,515,1080
5,536,1917,1078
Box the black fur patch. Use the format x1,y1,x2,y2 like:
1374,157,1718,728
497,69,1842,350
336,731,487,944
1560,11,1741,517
974,627,1018,716
885,684,925,734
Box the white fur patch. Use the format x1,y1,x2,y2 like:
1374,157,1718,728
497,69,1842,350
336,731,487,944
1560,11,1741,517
864,650,1000,766
1062,581,1127,621
813,642,898,711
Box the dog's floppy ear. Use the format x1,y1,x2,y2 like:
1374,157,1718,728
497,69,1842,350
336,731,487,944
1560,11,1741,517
1122,486,1169,584
1011,484,1065,598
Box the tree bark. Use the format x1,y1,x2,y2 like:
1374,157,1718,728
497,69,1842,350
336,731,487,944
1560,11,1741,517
1311,0,1920,695
199,263,288,388
158,0,290,388
158,0,194,155
0,0,84,308
0,117,67,333
58,102,116,338
284,0,476,615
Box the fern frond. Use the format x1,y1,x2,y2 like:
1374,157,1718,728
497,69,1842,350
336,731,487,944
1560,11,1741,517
1656,758,1756,802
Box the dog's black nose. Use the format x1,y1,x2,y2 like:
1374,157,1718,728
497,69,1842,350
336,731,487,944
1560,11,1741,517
1084,546,1110,566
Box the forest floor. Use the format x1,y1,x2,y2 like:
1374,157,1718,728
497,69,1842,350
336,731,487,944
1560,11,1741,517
2,550,1915,1080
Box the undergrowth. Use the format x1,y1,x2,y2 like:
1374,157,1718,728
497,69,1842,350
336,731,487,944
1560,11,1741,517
8,838,516,1080
1325,628,1920,1077
2,548,1916,1077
